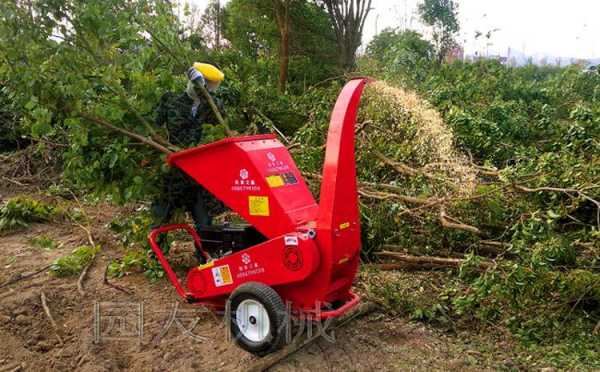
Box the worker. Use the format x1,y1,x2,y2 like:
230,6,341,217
151,63,226,256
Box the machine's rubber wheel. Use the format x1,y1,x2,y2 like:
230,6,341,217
226,282,289,356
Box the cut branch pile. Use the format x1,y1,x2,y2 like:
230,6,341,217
298,82,600,278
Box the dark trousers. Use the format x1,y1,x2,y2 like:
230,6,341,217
151,191,212,232
151,170,214,253
150,191,212,259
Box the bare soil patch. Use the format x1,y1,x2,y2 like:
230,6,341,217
1,187,522,371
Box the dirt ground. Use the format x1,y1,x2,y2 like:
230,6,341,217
0,184,527,372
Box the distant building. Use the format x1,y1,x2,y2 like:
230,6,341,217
487,55,508,64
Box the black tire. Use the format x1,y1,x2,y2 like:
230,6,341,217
226,282,289,356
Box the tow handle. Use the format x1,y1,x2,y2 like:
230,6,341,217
147,224,210,301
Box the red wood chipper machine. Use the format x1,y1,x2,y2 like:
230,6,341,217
148,78,369,355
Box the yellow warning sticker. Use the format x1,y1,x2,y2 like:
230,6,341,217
339,222,350,230
266,175,285,188
212,265,233,287
249,196,270,216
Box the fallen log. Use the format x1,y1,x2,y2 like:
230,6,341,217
375,263,452,271
247,302,378,372
358,189,433,205
374,251,492,270
439,208,483,235
477,240,512,257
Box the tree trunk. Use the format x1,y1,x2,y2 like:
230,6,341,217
215,0,221,50
274,0,290,94
278,23,289,93
337,42,354,70
322,0,372,71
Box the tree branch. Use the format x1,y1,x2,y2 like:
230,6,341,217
514,184,600,229
77,112,173,154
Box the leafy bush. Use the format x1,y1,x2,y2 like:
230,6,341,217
0,197,58,231
0,85,26,152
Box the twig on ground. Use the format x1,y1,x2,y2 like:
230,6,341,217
473,165,500,177
103,262,133,294
77,262,94,296
0,264,52,289
69,191,97,296
397,198,444,217
73,221,95,247
375,263,452,271
40,291,64,345
560,284,594,330
0,362,25,372
1,176,27,187
477,240,511,257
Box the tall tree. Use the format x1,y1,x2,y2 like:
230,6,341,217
223,0,337,90
200,0,223,50
319,0,373,70
367,28,433,64
418,0,459,63
273,0,291,93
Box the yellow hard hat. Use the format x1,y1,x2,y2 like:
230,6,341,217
193,62,224,82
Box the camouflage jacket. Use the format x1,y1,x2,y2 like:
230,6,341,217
154,91,224,147
153,90,226,217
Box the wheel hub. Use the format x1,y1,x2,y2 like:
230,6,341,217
236,299,270,343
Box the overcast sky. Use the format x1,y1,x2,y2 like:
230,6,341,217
187,0,600,60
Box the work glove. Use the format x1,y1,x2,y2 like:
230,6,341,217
187,67,206,87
